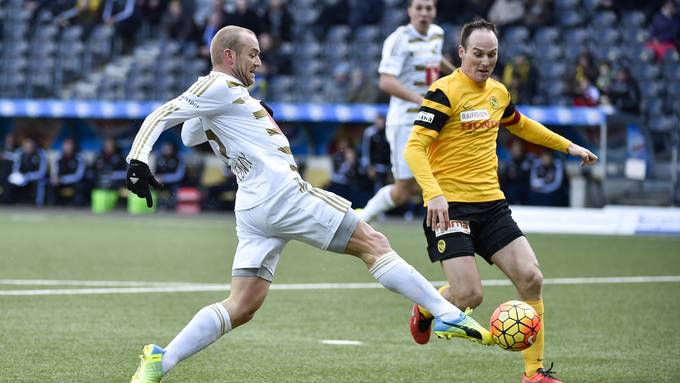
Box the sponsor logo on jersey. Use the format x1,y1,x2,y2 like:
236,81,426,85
416,111,435,123
459,109,498,132
180,94,200,109
460,109,490,122
435,220,471,237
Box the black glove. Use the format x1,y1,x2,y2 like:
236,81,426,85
260,101,274,117
127,159,163,208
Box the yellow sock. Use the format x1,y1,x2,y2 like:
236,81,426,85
522,299,545,377
416,285,449,320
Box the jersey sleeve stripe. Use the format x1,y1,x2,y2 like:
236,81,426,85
413,106,449,132
277,146,292,155
131,104,180,159
194,77,218,97
421,99,450,115
424,88,452,108
501,101,516,119
501,110,522,127
187,77,211,95
130,104,175,159
253,109,268,119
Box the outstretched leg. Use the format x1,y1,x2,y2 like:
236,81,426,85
130,277,270,383
344,220,492,345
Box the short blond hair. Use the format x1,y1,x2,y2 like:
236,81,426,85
210,25,256,66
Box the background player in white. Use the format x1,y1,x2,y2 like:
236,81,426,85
358,0,453,222
126,26,492,383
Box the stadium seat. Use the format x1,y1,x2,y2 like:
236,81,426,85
503,26,530,44
640,81,664,100
555,0,580,10
534,27,560,45
648,116,677,133
592,11,617,27
622,11,646,29
557,10,584,27
355,26,381,44
563,28,588,46
637,64,662,80
326,25,351,43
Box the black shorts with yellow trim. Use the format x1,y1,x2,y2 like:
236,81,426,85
422,199,523,265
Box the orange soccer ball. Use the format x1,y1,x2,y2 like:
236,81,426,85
489,300,542,351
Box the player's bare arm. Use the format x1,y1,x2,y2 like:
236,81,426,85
379,73,424,105
567,143,598,165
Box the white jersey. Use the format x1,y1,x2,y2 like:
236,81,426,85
127,71,298,211
378,24,444,127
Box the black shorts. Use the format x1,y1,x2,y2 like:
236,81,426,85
423,200,523,265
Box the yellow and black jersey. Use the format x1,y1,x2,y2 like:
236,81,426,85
404,68,572,204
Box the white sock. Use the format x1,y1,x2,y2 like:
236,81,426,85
369,251,462,323
359,184,396,222
162,303,232,374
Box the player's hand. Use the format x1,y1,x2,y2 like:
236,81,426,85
260,101,274,117
126,159,163,208
426,195,450,232
567,143,598,166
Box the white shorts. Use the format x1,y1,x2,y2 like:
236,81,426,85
232,176,359,281
385,123,414,180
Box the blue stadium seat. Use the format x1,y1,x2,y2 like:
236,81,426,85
639,81,664,100
592,11,617,27
355,25,381,44
563,28,588,47
555,0,580,10
557,10,584,27
534,27,560,45
503,26,530,44
327,25,351,43
622,11,646,29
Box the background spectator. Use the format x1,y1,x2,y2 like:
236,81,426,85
93,137,127,191
529,150,568,206
49,137,87,206
0,133,18,204
155,142,186,210
360,115,391,196
262,0,293,44
647,0,680,60
7,137,48,206
502,54,539,104
608,66,641,114
500,140,532,205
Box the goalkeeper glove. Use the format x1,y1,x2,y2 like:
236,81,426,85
126,159,163,208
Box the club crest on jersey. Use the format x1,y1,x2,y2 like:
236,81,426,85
416,111,435,123
489,96,500,110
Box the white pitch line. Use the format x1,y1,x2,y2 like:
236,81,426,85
320,340,363,346
0,279,208,287
0,276,678,296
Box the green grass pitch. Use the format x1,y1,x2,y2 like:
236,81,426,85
1,209,679,382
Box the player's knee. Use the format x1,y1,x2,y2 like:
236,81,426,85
518,267,543,296
450,287,483,310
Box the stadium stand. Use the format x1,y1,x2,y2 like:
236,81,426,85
0,0,678,208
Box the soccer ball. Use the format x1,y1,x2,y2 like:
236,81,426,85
489,300,541,351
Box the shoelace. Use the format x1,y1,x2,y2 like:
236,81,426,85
537,362,557,378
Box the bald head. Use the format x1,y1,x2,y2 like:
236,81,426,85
210,26,256,66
